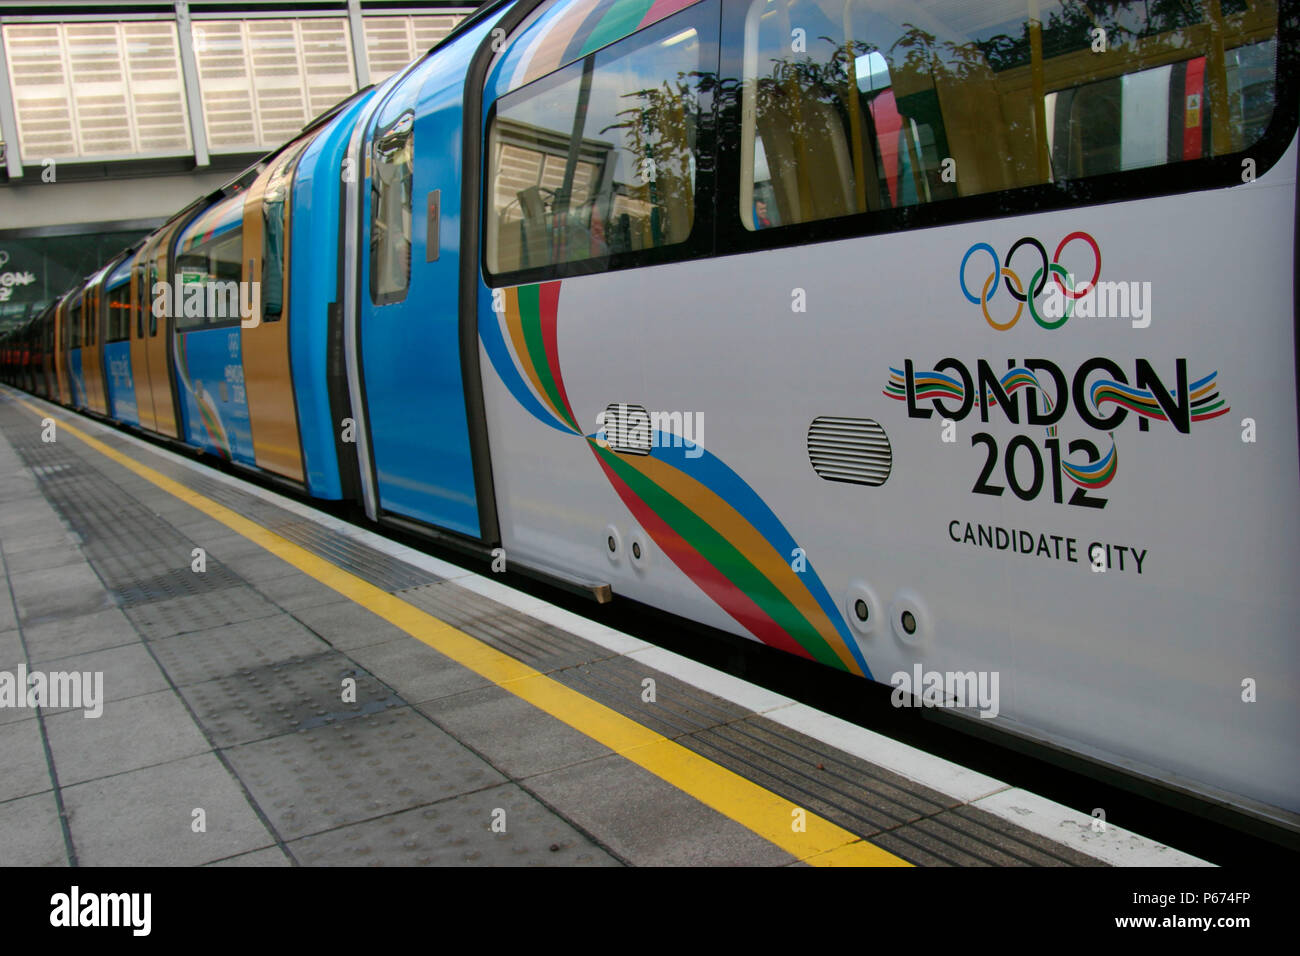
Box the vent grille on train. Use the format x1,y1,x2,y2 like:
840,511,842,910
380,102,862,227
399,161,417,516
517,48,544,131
807,417,892,486
600,403,652,456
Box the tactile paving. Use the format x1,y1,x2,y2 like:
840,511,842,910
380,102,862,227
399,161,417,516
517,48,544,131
147,613,332,685
177,649,404,748
685,715,953,835
224,707,507,840
871,805,1103,867
397,581,614,670
288,783,622,866
129,447,440,594
550,652,752,739
124,586,282,640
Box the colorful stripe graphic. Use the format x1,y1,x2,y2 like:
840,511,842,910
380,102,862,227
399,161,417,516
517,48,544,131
481,280,872,678
499,0,705,93
1062,437,1117,488
1089,371,1229,423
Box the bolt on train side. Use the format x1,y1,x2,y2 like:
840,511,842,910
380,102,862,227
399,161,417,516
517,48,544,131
4,0,1297,831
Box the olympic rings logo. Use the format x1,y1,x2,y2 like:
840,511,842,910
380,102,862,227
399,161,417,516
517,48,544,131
959,232,1101,331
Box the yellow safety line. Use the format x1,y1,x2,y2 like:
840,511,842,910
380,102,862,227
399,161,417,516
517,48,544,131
14,395,910,867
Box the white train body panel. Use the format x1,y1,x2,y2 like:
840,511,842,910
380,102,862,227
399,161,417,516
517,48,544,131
481,137,1300,818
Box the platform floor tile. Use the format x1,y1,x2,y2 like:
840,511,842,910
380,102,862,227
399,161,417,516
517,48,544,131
147,613,332,686
124,586,282,641
223,707,507,841
43,688,211,786
347,637,495,705
0,791,67,865
0,713,52,801
34,641,168,712
289,598,412,651
204,846,293,867
22,607,139,663
62,751,276,866
417,684,614,780
289,783,622,866
177,650,403,748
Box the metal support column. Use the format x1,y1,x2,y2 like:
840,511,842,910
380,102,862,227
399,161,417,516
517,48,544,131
347,0,371,90
174,1,211,168
0,31,25,178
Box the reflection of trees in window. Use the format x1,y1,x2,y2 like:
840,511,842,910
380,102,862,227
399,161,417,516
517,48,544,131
750,34,957,225
974,0,1250,72
600,73,702,251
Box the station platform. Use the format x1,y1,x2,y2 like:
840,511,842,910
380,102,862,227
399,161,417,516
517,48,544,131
0,386,1208,867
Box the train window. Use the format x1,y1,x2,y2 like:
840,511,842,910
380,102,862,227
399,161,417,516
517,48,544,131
107,284,130,343
69,300,82,349
175,231,244,330
370,111,414,305
485,5,713,279
149,265,159,336
263,142,307,322
134,260,145,339
738,0,1279,231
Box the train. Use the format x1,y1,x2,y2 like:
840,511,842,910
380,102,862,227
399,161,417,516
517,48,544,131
3,0,1297,831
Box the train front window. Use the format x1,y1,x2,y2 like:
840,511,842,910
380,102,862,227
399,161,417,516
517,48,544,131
739,0,1280,231
485,6,713,278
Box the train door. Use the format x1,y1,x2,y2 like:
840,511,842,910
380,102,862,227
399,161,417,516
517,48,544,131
241,140,310,483
83,273,108,415
147,230,180,438
172,194,256,464
354,52,483,537
103,256,138,425
39,309,53,399
128,244,158,431
66,293,85,408
474,0,721,592
52,293,69,404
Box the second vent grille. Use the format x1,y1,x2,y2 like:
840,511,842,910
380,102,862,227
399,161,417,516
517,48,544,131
807,417,892,486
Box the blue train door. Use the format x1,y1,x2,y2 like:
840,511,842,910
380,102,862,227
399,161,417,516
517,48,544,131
355,46,483,539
